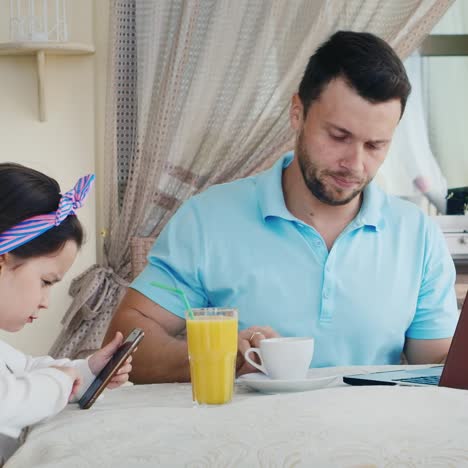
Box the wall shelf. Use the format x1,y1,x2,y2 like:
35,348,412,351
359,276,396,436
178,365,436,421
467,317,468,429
0,42,95,122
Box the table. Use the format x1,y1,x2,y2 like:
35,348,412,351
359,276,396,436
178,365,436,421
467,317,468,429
6,366,468,467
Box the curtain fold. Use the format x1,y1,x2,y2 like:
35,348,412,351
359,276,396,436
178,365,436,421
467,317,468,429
51,0,454,359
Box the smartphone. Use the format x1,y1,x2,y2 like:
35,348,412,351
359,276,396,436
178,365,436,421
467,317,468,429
78,328,144,409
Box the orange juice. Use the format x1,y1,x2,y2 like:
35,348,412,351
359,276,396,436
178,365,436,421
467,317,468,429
186,310,238,405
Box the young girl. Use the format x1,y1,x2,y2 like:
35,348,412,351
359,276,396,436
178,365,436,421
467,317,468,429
0,163,132,463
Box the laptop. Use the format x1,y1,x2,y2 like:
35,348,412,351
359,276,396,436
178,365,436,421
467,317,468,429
343,291,468,389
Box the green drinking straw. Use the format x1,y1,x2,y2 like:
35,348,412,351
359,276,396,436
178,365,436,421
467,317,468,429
150,281,194,319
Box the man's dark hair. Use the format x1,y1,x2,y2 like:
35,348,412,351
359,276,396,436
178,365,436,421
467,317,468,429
0,163,83,259
298,30,411,117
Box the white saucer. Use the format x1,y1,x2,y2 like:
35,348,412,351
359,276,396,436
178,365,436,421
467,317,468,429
237,370,339,394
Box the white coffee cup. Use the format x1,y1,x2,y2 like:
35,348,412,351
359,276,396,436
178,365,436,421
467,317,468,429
244,337,314,380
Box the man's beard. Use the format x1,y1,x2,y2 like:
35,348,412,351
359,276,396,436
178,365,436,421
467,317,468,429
296,131,370,206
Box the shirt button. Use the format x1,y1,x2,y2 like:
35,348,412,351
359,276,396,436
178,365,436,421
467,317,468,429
325,265,330,272
315,240,321,247
323,292,329,299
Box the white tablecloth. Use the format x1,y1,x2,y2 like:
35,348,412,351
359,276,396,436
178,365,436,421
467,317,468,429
6,366,468,467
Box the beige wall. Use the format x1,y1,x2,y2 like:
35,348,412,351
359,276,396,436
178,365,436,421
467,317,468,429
0,0,108,355
94,0,110,265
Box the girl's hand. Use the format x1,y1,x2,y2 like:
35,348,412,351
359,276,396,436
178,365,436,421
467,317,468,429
52,366,82,401
106,354,133,389
88,331,133,389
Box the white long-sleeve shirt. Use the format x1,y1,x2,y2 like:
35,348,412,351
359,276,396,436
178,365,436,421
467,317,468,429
0,339,95,439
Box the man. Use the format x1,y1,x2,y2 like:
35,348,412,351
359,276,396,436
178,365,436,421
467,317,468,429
104,31,458,383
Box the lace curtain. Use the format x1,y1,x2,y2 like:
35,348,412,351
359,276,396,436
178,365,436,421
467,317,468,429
50,0,454,358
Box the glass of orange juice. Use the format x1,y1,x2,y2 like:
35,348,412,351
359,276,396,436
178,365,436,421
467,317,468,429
186,307,238,405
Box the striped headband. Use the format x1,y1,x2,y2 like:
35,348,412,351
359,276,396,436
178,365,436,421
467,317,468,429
0,174,95,255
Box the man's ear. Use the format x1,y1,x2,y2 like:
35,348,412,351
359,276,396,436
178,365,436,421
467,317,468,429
289,94,304,132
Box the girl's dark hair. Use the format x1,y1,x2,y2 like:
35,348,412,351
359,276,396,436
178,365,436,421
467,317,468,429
298,31,411,118
0,163,83,259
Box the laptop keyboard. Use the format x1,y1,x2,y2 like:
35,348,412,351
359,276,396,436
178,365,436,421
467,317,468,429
393,376,440,385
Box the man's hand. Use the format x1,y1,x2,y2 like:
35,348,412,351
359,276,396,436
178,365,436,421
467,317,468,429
236,326,280,376
88,331,133,389
52,366,82,401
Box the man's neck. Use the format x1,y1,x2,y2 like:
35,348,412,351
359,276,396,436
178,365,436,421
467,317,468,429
282,159,362,249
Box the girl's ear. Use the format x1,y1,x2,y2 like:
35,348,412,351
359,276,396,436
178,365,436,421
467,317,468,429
0,253,16,269
0,254,5,274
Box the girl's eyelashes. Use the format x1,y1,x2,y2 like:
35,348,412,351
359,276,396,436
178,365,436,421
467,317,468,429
41,279,53,287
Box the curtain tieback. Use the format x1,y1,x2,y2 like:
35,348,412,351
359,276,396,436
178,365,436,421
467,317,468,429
61,264,129,329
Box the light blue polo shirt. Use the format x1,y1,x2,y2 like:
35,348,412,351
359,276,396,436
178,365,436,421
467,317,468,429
132,153,458,366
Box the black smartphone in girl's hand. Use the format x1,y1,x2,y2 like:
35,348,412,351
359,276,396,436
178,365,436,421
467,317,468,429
79,328,144,409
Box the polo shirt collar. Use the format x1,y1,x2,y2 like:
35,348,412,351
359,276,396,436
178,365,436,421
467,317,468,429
256,152,296,222
256,151,386,230
357,182,386,231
